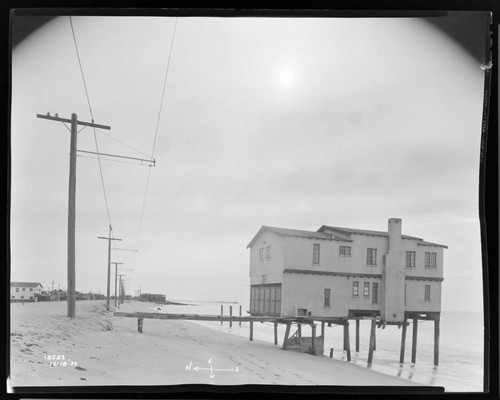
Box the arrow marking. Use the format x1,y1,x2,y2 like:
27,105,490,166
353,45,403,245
186,359,239,378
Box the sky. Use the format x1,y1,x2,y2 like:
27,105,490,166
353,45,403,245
10,13,488,312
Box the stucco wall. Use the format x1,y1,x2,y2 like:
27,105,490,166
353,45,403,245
249,231,284,285
281,273,382,318
284,234,389,274
404,279,442,312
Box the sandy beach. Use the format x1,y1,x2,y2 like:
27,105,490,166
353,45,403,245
9,300,423,388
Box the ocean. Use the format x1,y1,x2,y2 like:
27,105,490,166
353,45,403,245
150,301,484,392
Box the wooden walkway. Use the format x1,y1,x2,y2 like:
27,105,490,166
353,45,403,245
113,310,440,366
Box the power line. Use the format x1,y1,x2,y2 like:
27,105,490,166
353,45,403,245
102,131,152,159
135,17,178,249
152,17,178,158
69,16,94,121
69,16,112,227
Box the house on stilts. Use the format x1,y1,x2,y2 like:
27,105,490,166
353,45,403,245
247,218,447,365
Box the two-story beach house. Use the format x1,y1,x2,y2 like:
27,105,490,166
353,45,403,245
247,218,446,325
10,282,43,302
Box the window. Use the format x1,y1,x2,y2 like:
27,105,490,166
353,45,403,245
11,296,14,298
372,282,379,303
367,248,377,265
22,288,26,291
352,281,359,297
16,288,19,292
340,246,351,256
324,288,331,307
425,252,437,268
313,244,320,264
259,248,264,261
425,285,431,301
30,288,33,291
266,246,271,260
363,282,370,296
20,296,24,299
406,251,416,267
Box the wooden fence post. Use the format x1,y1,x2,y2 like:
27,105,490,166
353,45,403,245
230,306,233,328
221,305,223,326
138,318,143,333
249,321,254,341
274,322,278,345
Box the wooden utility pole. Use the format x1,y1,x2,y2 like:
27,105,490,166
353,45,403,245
98,227,122,311
118,274,126,304
111,262,124,307
111,248,136,306
37,112,110,318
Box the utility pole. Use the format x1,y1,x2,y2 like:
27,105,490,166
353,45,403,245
98,226,122,311
37,112,110,318
111,247,137,307
111,262,124,307
118,274,125,304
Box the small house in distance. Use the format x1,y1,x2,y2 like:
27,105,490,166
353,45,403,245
140,293,167,304
247,218,447,325
10,282,43,302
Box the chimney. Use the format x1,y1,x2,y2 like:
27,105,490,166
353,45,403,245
382,218,404,324
388,218,402,252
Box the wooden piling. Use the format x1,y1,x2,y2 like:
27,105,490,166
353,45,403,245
239,305,242,327
368,319,376,364
298,324,302,338
282,323,291,350
274,322,278,345
220,305,223,325
343,322,347,351
230,306,233,328
434,317,440,366
138,318,143,333
321,321,325,337
373,323,377,351
330,348,333,358
249,321,254,341
399,319,407,363
355,319,360,352
411,318,418,363
344,322,351,361
311,323,317,355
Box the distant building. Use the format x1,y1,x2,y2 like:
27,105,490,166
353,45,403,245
140,293,166,304
10,282,43,302
52,289,67,301
247,218,447,324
